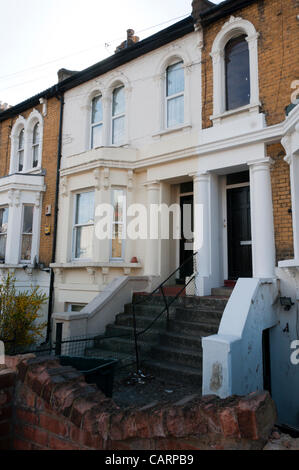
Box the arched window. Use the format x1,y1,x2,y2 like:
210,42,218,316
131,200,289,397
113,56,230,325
91,95,103,148
166,61,184,128
17,128,25,172
32,122,40,168
225,35,250,111
112,86,125,145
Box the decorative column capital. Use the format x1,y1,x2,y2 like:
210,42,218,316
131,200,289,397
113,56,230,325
144,180,160,191
192,172,210,184
247,157,274,171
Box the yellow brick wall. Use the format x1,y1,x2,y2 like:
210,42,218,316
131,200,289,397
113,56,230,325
201,0,298,264
0,97,61,266
268,143,294,262
201,0,299,129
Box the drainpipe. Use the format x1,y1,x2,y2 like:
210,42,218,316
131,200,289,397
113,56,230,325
46,90,64,343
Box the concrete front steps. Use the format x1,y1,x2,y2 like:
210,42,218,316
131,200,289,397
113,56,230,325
85,287,232,385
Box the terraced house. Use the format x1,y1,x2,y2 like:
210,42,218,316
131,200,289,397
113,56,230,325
1,0,299,431
0,89,62,338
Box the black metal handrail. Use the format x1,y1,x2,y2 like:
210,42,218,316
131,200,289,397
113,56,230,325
131,251,198,373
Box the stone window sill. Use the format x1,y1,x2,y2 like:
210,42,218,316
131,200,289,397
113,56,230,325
210,103,261,125
50,261,142,269
278,259,299,269
152,123,192,139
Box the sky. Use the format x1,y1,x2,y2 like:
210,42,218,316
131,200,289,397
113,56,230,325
0,0,221,106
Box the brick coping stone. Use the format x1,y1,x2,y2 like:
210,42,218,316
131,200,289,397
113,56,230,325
1,355,277,450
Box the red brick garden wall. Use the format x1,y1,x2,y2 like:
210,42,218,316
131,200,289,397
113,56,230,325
0,355,277,451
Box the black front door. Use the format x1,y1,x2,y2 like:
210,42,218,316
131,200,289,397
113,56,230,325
227,185,252,279
179,195,194,283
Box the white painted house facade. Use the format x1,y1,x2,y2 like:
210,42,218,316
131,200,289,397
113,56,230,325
49,1,299,430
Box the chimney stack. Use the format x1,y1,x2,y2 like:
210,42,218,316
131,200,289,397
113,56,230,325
57,68,78,83
192,0,214,23
0,101,12,112
115,29,140,53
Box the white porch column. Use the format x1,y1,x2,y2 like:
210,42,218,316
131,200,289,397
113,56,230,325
248,158,276,278
193,173,211,295
145,181,160,276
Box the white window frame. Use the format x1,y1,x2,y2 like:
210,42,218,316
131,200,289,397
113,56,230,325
10,110,43,174
66,303,87,313
111,85,125,146
110,188,126,261
165,60,185,129
210,16,260,121
90,94,103,149
72,190,95,261
20,204,34,263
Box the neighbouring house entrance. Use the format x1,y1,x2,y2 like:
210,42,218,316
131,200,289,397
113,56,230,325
227,172,252,279
179,187,194,283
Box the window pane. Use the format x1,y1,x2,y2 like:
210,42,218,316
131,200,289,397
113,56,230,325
23,206,33,234
112,116,125,145
112,190,124,223
167,95,184,128
75,192,94,225
112,86,125,116
33,145,39,167
0,235,6,260
75,225,93,259
18,129,24,149
21,234,32,260
33,123,40,144
92,96,103,124
91,124,103,148
167,62,184,97
225,35,250,110
0,208,9,234
112,224,123,258
18,150,24,172
69,304,86,312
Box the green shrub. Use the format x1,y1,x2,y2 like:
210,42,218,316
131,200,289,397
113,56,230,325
0,273,48,349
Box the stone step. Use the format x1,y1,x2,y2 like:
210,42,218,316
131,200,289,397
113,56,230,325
150,344,202,368
133,294,229,310
173,307,223,324
115,313,219,336
168,319,219,337
142,359,202,386
211,287,233,297
94,336,154,356
115,313,168,330
160,331,204,350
